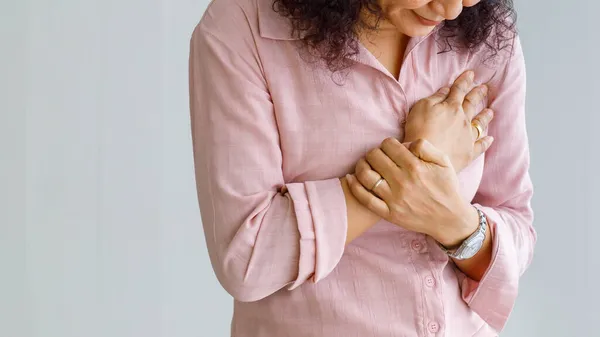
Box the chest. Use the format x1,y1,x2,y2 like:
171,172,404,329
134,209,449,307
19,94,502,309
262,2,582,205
259,37,498,202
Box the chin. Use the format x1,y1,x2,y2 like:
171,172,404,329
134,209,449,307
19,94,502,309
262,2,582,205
402,25,437,37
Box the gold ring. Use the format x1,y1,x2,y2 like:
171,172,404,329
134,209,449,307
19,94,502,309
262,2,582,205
371,177,385,191
471,120,483,140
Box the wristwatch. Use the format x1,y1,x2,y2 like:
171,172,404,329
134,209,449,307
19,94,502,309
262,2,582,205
438,207,488,260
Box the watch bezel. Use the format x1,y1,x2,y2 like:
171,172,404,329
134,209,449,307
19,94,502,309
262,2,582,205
453,230,485,260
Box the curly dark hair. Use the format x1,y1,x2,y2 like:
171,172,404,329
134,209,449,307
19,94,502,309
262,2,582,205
272,0,517,72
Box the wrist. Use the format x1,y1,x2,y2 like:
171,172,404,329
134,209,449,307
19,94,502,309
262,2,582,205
340,176,381,245
435,204,479,248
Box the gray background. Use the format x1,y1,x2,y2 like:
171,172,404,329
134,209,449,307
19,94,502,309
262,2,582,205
2,0,598,336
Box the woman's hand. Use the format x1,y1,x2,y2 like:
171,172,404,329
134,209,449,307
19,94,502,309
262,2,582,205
404,70,494,172
346,138,478,247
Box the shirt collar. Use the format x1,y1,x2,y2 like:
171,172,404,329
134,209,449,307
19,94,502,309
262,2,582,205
258,0,438,46
258,0,303,40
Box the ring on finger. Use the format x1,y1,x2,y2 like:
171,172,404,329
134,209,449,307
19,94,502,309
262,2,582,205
471,119,484,140
371,177,386,191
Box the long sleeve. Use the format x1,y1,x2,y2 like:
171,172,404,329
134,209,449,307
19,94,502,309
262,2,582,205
457,36,537,332
188,14,348,302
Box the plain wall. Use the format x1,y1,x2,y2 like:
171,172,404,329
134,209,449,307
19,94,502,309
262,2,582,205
2,0,598,336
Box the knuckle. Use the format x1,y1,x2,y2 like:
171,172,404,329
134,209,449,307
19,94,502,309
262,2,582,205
467,86,479,95
354,160,365,175
356,158,367,170
454,76,467,85
413,162,427,175
405,160,420,173
390,203,403,216
381,137,397,149
477,89,486,101
455,82,468,93
355,160,367,172
472,90,484,102
469,87,483,99
413,138,426,149
484,109,494,122
432,91,445,98
478,115,490,126
410,139,426,155
417,97,433,108
463,119,472,129
389,174,402,187
463,97,474,109
366,148,379,161
356,169,370,184
448,101,462,112
367,197,379,211
480,113,492,126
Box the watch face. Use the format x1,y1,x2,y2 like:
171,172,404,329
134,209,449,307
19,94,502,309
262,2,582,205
458,232,485,260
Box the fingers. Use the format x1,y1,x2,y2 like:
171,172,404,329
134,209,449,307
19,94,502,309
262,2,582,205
471,108,494,140
354,158,392,199
365,146,402,183
472,136,495,159
446,70,474,106
463,85,488,119
425,87,451,105
379,137,420,170
346,174,391,219
470,108,495,160
408,139,451,168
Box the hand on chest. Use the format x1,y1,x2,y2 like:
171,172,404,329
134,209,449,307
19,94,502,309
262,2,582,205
266,41,498,202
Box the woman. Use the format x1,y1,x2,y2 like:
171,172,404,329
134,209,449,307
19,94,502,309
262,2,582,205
189,0,536,335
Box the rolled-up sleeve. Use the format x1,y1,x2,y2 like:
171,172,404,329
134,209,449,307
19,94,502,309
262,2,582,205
189,12,347,303
457,36,537,332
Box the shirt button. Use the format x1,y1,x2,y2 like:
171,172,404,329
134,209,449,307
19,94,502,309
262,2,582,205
411,240,423,252
425,276,436,288
428,321,440,333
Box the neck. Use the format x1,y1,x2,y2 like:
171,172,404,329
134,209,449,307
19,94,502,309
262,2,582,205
357,7,408,43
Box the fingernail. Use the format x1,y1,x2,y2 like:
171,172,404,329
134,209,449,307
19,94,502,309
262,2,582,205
487,136,495,146
487,109,494,117
467,71,474,81
480,85,488,95
346,174,353,183
440,87,450,94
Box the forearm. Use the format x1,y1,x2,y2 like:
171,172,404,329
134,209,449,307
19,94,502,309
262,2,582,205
340,176,381,245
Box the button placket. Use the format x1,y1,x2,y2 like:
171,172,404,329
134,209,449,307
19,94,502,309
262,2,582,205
409,236,443,336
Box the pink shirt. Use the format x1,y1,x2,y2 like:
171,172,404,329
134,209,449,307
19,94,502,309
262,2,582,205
189,0,536,335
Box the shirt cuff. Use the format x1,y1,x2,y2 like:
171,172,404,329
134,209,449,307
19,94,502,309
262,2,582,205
284,178,348,290
456,205,521,333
